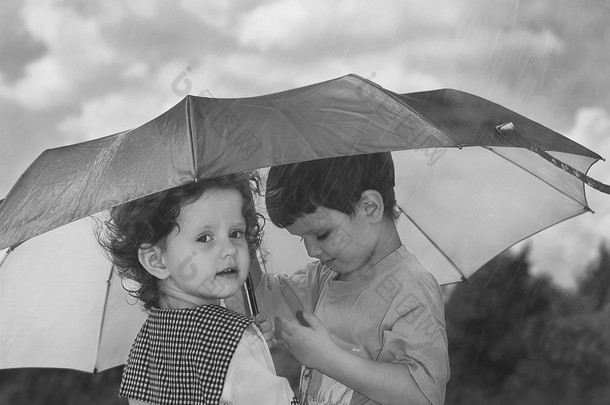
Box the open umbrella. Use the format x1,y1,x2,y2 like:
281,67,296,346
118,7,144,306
0,74,608,372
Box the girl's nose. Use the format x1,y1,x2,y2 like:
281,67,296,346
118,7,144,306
221,239,237,258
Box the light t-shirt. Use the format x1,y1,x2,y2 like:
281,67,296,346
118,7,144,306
256,245,449,405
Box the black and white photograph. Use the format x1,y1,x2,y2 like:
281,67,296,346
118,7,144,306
1,1,609,404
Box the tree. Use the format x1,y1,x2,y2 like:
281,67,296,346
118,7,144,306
0,367,125,405
445,248,559,403
445,245,610,405
578,244,610,311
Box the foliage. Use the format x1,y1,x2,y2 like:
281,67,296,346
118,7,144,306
445,245,610,405
0,367,125,405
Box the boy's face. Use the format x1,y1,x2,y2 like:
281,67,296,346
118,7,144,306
157,188,250,305
285,205,379,281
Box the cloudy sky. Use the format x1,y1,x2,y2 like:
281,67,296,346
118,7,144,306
1,0,609,288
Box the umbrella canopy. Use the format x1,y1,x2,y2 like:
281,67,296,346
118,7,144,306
1,74,605,253
0,74,607,372
0,217,147,372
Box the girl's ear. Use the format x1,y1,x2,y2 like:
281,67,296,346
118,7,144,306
138,245,169,279
360,190,384,223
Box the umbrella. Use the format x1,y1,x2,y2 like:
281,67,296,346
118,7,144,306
0,74,608,372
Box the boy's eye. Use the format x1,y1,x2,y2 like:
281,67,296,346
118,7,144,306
197,234,213,243
316,231,330,241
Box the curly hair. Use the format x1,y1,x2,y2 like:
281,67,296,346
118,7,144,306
98,171,264,310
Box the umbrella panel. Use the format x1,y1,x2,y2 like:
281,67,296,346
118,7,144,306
0,217,147,372
392,147,591,284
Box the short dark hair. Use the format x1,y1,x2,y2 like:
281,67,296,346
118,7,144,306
98,171,263,310
265,152,399,228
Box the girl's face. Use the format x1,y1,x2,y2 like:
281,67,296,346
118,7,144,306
157,188,250,308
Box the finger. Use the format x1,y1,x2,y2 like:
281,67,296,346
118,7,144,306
295,310,310,327
274,317,291,347
261,328,274,343
253,312,268,323
275,316,301,340
266,337,277,350
257,318,274,334
274,316,282,335
274,338,286,350
300,311,324,330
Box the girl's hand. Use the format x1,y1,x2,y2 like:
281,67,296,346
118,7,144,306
253,312,276,349
275,311,338,369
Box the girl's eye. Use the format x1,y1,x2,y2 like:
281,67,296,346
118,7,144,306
197,234,213,243
316,231,330,241
230,230,245,239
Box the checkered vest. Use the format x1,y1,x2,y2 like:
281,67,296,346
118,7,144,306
119,305,252,404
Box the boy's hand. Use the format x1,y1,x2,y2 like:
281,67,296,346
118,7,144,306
275,311,338,368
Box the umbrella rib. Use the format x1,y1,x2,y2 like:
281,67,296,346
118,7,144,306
494,122,609,197
486,146,593,212
93,265,115,374
398,206,468,282
186,96,197,179
347,75,462,148
0,246,14,270
266,99,320,161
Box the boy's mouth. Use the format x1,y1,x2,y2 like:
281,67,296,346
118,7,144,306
321,258,335,268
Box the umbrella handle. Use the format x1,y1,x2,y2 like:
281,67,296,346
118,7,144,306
244,273,259,316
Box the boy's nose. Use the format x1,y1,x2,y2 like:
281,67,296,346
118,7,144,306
303,238,322,258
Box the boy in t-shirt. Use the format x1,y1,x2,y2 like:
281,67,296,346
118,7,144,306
254,152,450,405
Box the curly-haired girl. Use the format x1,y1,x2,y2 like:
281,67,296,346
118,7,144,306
99,171,298,405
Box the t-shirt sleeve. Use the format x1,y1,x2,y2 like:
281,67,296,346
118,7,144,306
378,276,450,405
255,262,321,328
221,325,298,405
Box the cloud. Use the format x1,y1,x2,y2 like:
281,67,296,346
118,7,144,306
0,56,73,109
570,107,610,157
178,0,239,30
527,107,610,289
0,0,118,109
56,61,193,144
0,0,47,82
237,0,462,52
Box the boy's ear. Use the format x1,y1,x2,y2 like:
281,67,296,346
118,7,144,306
360,190,384,222
138,245,169,279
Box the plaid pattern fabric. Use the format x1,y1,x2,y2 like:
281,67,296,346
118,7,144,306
119,305,250,404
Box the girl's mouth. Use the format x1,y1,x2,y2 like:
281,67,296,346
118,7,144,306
217,266,239,277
